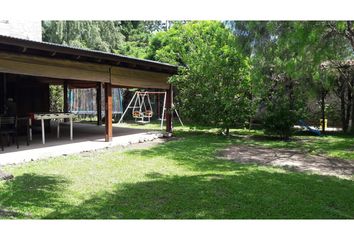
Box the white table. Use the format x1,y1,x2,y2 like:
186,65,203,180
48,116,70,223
29,113,75,144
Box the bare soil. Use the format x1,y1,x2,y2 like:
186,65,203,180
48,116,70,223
0,170,13,181
217,145,354,179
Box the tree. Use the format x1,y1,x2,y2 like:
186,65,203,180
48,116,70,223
117,21,168,58
43,20,169,58
321,61,354,132
148,21,253,134
226,22,310,138
228,21,352,137
327,21,354,132
42,21,125,52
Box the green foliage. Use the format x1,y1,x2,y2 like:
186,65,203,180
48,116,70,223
42,20,171,56
49,85,63,112
149,21,254,132
263,82,306,139
117,21,169,58
227,21,353,137
42,21,125,52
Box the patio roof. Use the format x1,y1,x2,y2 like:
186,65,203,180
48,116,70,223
0,34,177,74
0,34,177,90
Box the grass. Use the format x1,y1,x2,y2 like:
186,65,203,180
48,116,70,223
120,121,354,161
0,125,353,219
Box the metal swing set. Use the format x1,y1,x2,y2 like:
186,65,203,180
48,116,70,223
117,91,183,130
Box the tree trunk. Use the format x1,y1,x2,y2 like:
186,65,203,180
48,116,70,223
341,86,348,132
346,83,352,131
351,77,354,132
224,127,230,136
321,90,326,133
345,21,354,52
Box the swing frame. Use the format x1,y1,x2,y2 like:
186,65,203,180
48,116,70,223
118,91,183,130
132,91,154,124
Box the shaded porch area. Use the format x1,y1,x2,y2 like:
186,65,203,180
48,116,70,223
0,34,177,147
0,122,163,166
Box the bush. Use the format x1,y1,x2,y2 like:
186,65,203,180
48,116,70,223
263,99,301,140
262,78,306,140
49,85,63,112
150,21,254,134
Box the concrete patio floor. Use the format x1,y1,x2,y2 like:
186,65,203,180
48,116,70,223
0,122,163,166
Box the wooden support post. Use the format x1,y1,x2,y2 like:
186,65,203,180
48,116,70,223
96,82,102,125
63,80,68,122
157,93,161,119
0,73,6,114
166,84,173,133
105,83,112,142
63,80,68,113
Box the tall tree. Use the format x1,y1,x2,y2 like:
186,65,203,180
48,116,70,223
42,21,125,52
118,21,168,58
328,21,354,132
149,21,253,134
228,21,353,136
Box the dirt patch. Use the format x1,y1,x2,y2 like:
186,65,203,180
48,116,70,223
122,136,180,150
0,170,13,181
217,145,354,179
0,208,31,218
0,209,21,218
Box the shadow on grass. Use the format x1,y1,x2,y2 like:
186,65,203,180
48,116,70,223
0,173,69,218
123,132,242,172
45,171,354,219
44,132,354,219
302,136,354,160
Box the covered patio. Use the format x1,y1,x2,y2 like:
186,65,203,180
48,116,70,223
0,35,177,163
0,122,163,165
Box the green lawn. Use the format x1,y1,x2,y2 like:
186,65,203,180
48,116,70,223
0,126,353,219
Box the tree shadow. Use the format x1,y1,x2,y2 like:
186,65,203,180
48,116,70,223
0,173,70,218
45,170,354,219
124,132,244,173
302,137,354,159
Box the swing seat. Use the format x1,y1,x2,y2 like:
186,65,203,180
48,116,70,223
144,110,153,118
132,111,143,118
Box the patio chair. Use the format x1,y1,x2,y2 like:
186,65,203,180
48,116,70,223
0,116,19,151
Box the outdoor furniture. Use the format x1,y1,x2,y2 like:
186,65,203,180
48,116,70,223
28,113,75,144
0,116,19,151
17,116,30,146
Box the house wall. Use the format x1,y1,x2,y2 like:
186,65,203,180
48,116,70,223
0,20,42,41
